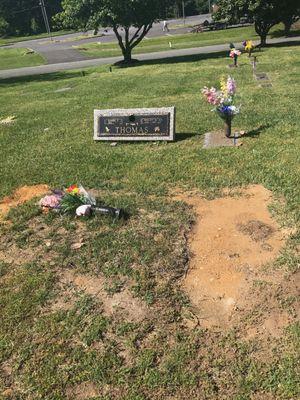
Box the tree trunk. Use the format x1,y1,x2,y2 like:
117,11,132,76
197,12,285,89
122,46,132,63
260,33,267,47
255,21,268,47
283,19,292,36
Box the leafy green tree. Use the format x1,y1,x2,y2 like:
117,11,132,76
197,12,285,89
213,0,289,46
56,0,171,63
249,0,280,46
0,17,9,36
276,0,300,36
0,0,62,36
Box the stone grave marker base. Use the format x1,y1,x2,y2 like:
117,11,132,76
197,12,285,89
203,131,241,149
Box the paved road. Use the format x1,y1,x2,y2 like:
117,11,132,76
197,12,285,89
0,36,299,80
3,14,212,64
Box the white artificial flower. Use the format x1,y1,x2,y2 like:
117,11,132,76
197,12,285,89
76,204,92,216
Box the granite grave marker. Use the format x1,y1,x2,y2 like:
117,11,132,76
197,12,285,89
94,107,175,142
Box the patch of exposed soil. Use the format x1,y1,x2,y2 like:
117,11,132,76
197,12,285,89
50,270,148,323
66,382,100,400
0,243,40,266
175,185,292,332
0,185,49,219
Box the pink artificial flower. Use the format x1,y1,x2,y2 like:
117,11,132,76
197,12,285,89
230,49,241,58
39,195,60,209
227,76,236,95
202,87,221,105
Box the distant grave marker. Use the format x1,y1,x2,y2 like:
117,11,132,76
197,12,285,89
254,73,269,81
54,87,71,93
94,107,175,142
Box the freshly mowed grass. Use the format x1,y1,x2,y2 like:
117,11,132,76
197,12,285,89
0,48,45,70
0,44,299,399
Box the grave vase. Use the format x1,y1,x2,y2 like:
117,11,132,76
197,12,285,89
224,117,232,138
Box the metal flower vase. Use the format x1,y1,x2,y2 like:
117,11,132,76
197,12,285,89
224,117,232,138
217,110,234,138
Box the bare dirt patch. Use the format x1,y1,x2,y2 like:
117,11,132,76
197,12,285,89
175,185,292,331
66,382,100,400
0,185,49,219
51,270,148,323
0,243,39,265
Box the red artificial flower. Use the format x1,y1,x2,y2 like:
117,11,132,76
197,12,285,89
66,184,79,194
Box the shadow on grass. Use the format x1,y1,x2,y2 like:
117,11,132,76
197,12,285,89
175,132,200,142
0,70,86,86
243,124,271,138
264,40,300,49
270,29,300,39
118,50,229,68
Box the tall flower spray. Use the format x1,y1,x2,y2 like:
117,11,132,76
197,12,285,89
202,76,240,137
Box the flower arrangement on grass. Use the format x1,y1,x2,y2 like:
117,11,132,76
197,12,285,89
243,40,254,57
229,43,241,67
202,76,240,138
39,184,123,218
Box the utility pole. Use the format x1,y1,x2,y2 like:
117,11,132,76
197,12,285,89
182,1,185,26
208,0,211,14
39,0,52,41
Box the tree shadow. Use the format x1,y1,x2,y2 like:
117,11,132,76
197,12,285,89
116,49,229,69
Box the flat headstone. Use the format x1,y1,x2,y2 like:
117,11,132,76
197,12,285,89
94,107,175,142
254,73,269,81
54,87,71,93
203,132,240,149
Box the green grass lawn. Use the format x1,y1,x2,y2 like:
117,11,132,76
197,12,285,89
0,48,45,70
74,23,299,59
0,44,299,399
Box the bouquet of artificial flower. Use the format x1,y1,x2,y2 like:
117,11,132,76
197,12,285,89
39,184,123,218
202,76,240,118
229,48,241,58
243,40,254,56
202,76,240,137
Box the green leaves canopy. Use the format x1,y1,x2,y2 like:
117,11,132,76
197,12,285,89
213,0,299,45
57,0,171,62
57,0,169,31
